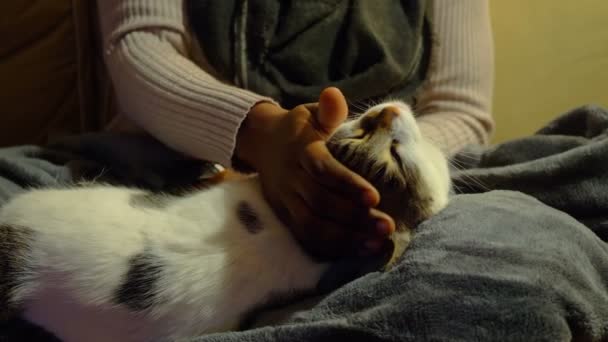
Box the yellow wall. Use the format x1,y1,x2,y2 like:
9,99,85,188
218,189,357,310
490,0,608,143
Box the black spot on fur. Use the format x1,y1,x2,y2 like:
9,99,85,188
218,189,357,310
129,192,173,210
237,201,263,234
115,252,163,312
0,224,32,321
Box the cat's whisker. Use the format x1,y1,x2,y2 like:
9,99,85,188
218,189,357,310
348,100,368,112
449,181,465,194
448,158,490,193
452,151,482,161
464,175,490,192
348,111,366,120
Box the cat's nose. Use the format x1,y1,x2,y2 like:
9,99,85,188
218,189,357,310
376,106,400,129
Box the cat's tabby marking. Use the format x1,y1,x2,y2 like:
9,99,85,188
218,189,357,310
0,101,451,342
236,201,263,234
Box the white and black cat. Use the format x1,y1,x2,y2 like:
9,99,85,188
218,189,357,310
0,101,451,342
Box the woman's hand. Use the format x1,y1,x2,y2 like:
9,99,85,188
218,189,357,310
235,87,395,260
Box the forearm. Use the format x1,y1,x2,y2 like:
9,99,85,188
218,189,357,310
415,0,495,155
417,112,489,155
97,0,275,166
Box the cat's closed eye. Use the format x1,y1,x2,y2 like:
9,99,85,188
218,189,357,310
390,142,402,164
386,177,401,189
329,100,451,231
359,115,375,132
350,128,366,140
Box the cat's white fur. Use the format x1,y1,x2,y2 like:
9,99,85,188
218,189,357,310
11,181,324,341
0,101,450,342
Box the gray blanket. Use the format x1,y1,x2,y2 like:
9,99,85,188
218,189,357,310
2,105,608,341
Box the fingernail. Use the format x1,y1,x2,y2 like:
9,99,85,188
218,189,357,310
376,220,391,235
362,191,375,206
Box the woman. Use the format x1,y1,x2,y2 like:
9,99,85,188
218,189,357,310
96,0,494,258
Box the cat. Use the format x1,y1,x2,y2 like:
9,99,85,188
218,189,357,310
0,101,451,342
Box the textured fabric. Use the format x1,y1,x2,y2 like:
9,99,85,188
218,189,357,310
451,104,608,241
96,0,494,165
187,0,432,109
189,193,608,342
0,134,208,207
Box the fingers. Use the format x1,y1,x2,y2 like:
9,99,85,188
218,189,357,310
292,167,394,236
293,167,365,224
282,192,352,259
254,87,398,260
300,140,380,207
368,208,395,236
351,208,395,257
316,87,348,136
284,189,395,259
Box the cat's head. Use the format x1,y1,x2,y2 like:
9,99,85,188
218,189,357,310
328,101,451,266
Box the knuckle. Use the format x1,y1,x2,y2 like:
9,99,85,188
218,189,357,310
310,192,327,211
306,157,327,176
332,197,354,214
312,217,336,236
295,210,315,229
291,105,312,120
287,201,304,221
291,211,307,227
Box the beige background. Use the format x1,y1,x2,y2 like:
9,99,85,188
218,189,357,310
490,0,608,143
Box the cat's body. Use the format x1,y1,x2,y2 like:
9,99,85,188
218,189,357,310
0,102,451,342
3,179,324,341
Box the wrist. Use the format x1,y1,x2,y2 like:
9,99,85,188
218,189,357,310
234,101,286,171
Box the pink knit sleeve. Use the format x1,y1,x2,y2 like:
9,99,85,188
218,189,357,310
98,0,493,163
97,0,275,166
415,0,495,155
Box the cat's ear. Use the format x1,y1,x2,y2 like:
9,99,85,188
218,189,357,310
316,87,348,136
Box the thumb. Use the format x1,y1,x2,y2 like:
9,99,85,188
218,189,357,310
316,87,348,135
